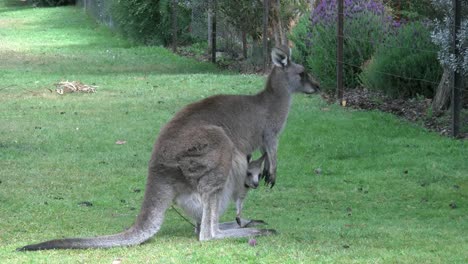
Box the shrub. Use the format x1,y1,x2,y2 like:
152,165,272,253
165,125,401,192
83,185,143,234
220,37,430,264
360,21,442,98
385,0,441,20
290,0,392,93
430,0,468,76
111,0,193,46
30,0,75,7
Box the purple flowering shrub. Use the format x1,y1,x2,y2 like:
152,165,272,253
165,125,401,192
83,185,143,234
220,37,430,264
310,0,387,27
290,0,392,91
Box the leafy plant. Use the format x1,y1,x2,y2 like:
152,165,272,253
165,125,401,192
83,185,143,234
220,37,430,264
290,0,392,93
111,0,193,46
29,0,75,7
430,0,468,76
219,0,263,40
384,0,441,20
360,21,442,98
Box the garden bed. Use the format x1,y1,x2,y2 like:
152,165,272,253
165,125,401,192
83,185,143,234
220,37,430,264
334,88,468,139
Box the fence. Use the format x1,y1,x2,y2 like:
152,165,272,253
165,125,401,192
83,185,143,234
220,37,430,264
334,0,466,137
76,0,114,29
75,1,465,136
189,0,267,67
75,0,269,69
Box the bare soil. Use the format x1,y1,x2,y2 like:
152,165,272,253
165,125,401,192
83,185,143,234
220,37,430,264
327,88,468,139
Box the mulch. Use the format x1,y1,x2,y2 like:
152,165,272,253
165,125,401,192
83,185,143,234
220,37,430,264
323,88,467,139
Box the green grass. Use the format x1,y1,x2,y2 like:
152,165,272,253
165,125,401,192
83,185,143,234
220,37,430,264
1,2,467,263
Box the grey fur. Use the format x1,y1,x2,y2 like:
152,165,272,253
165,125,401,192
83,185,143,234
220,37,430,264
17,46,320,251
182,153,266,235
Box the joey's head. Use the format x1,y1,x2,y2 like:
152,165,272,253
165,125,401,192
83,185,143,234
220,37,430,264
244,154,266,189
271,46,320,95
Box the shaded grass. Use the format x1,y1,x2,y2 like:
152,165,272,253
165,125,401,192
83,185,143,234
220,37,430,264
0,3,467,263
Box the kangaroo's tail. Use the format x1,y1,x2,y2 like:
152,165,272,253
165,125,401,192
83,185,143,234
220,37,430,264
17,174,174,251
17,226,155,251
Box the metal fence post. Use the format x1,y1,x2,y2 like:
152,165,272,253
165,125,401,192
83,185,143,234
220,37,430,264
452,0,461,137
337,0,344,105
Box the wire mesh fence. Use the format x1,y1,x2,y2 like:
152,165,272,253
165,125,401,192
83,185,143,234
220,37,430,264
331,0,466,137
76,0,266,67
74,1,466,135
76,0,114,29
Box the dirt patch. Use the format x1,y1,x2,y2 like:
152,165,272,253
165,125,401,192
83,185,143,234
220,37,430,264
324,88,468,139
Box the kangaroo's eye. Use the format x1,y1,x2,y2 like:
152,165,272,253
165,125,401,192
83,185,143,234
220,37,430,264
247,172,252,177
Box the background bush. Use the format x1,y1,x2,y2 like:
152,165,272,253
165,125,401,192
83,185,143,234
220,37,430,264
29,0,75,7
360,21,442,98
111,0,193,46
290,0,391,93
431,0,468,76
385,0,441,20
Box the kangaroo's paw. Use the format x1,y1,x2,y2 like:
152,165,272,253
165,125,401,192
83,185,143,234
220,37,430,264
219,221,241,230
236,217,267,228
213,228,277,239
243,219,267,228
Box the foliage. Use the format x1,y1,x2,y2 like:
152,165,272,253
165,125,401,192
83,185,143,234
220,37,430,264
290,0,392,92
383,0,441,20
360,21,442,98
281,0,310,19
29,0,75,7
280,0,311,31
219,0,263,40
430,0,468,76
310,0,388,27
289,15,310,66
111,0,193,46
180,41,208,57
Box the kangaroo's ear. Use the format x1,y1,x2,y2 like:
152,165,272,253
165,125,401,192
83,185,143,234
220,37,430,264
271,47,289,67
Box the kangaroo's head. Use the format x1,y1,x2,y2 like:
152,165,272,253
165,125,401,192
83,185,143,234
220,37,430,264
271,46,320,94
244,154,266,189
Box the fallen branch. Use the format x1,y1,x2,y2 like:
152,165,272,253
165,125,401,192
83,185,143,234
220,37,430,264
55,81,97,95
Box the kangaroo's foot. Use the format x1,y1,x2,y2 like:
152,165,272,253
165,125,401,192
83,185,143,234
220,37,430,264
235,217,267,228
212,228,276,240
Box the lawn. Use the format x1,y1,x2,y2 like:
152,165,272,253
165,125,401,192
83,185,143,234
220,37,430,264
0,2,467,263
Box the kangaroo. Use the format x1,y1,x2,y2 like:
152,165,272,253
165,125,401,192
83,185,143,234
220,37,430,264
181,153,267,234
235,154,266,228
17,46,320,251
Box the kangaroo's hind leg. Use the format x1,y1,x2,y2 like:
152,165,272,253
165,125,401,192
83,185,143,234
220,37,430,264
178,125,275,241
198,189,276,241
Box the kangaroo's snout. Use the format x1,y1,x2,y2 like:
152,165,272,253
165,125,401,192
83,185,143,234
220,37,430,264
252,180,259,189
302,72,320,94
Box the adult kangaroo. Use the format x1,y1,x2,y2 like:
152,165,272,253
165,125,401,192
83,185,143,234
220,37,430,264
18,46,320,251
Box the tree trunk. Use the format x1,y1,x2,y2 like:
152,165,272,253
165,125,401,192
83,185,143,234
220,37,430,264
276,0,287,46
263,0,269,71
242,31,247,59
270,0,287,47
432,68,451,113
272,22,280,46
